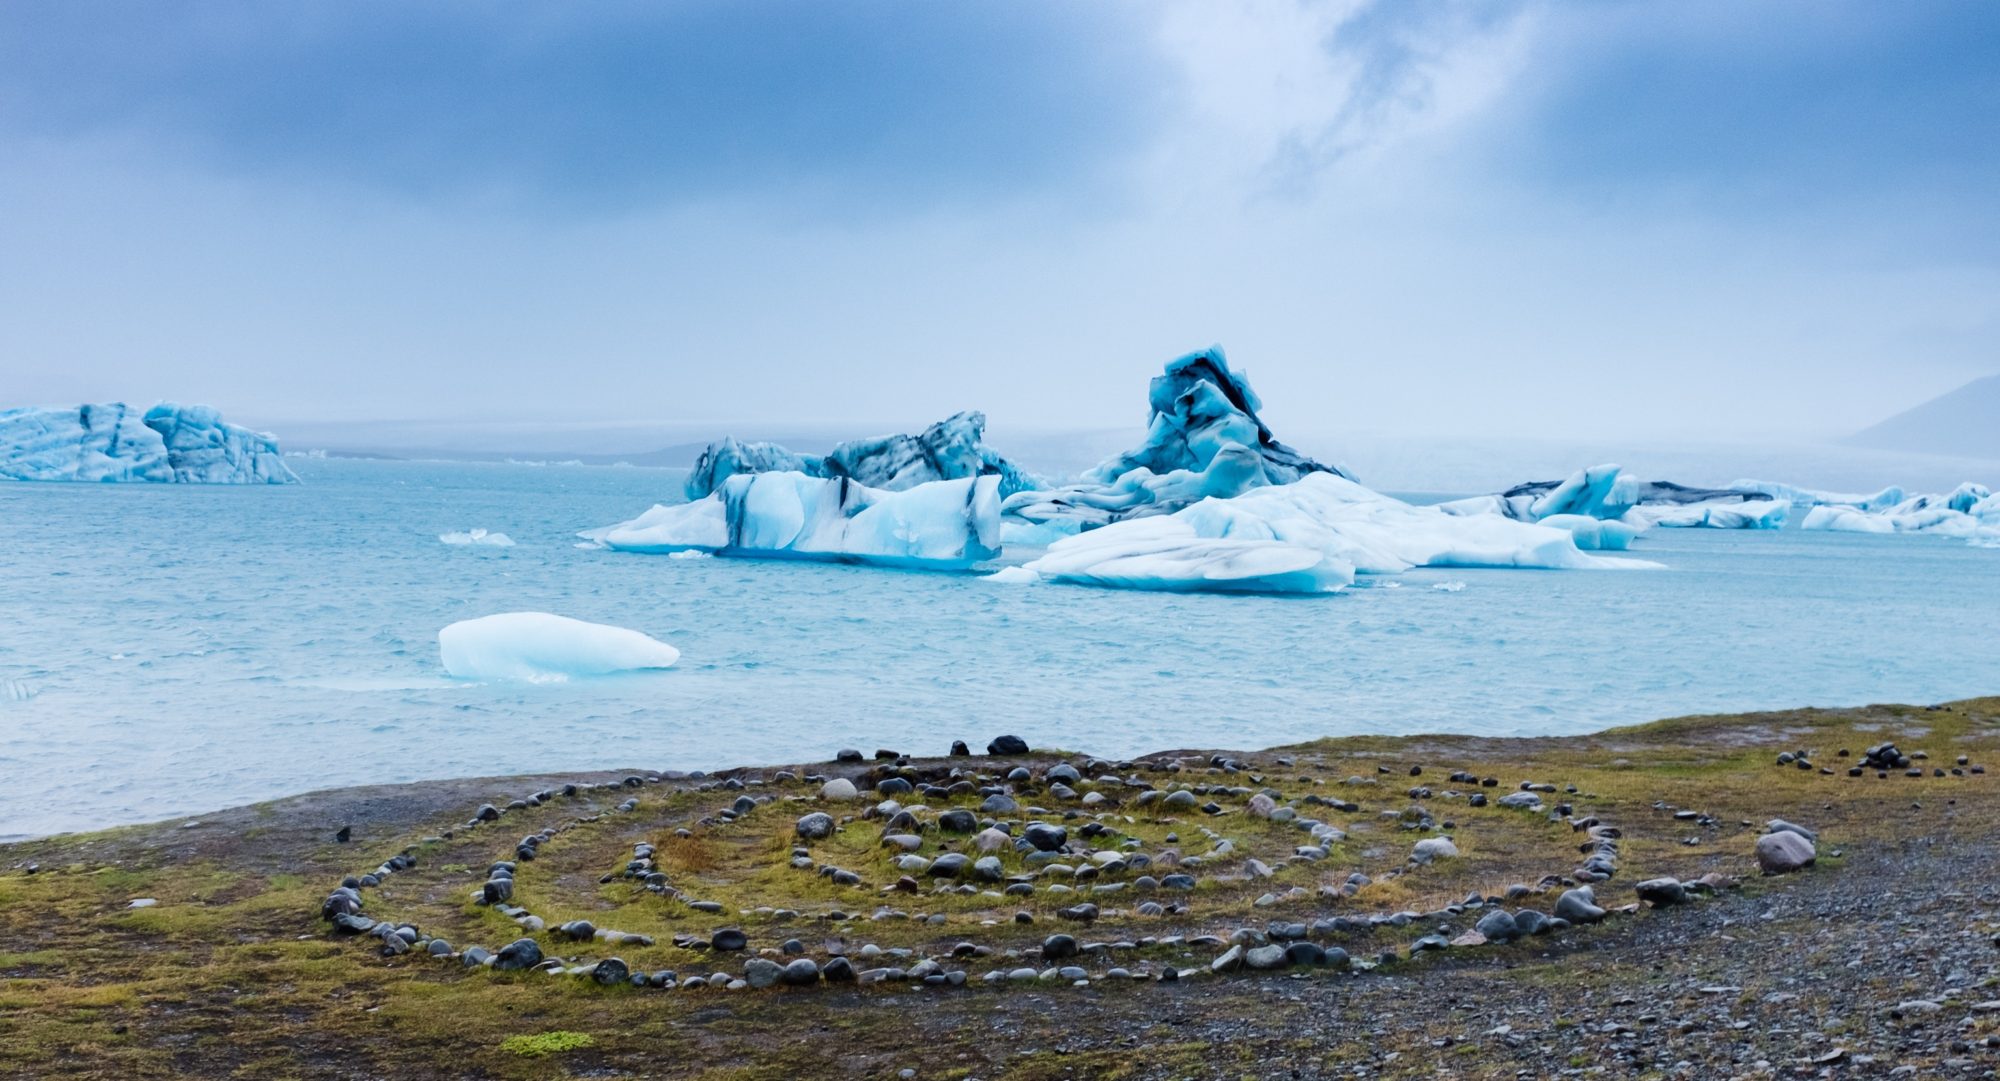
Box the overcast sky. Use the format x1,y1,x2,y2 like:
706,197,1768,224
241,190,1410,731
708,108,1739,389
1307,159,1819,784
3,0,1996,443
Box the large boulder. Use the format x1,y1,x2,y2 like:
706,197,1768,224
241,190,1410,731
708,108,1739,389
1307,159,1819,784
1755,830,1816,874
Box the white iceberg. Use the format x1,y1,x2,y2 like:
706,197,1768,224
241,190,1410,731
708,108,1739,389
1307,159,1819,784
999,347,1350,532
1007,473,1649,595
1801,483,1996,544
584,471,1002,570
685,411,1038,500
0,402,297,484
438,612,679,682
439,528,515,547
1538,514,1645,551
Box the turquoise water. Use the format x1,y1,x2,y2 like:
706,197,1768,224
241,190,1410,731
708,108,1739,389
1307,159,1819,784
2,458,1997,839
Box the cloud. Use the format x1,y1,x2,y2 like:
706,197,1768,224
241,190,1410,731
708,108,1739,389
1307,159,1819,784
0,0,1167,213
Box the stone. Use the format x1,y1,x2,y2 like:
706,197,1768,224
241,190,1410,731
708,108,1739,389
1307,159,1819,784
744,958,783,989
1755,830,1816,874
592,957,630,985
1474,909,1521,943
1555,887,1606,924
1284,942,1327,966
972,856,1004,882
1496,792,1542,810
1410,837,1460,864
1244,944,1288,970
1634,878,1689,906
796,812,836,840
929,853,970,878
1024,823,1068,852
1162,790,1199,810
820,778,858,801
1042,934,1079,960
938,809,978,834
779,959,821,986
1211,945,1244,973
988,735,1030,755
711,928,749,951
493,939,542,971
1764,818,1817,841
822,956,856,982
973,827,1011,852
980,794,1019,814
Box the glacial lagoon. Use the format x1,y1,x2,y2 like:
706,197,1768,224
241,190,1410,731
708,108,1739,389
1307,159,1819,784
3,457,1997,839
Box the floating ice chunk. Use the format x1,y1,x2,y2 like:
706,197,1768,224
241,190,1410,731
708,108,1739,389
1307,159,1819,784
438,612,679,683
585,472,1002,570
1431,580,1467,592
685,412,1037,500
0,402,296,483
1018,474,1651,595
439,528,515,547
1539,514,1644,551
1727,480,1904,511
666,549,712,560
985,565,1042,584
1629,500,1790,530
1442,464,1781,531
1801,482,1995,540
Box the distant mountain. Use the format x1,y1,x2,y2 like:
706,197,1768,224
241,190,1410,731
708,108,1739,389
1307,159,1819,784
1845,375,2000,460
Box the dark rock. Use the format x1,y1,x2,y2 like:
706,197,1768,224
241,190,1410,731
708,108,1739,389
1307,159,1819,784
988,735,1030,755
493,939,542,971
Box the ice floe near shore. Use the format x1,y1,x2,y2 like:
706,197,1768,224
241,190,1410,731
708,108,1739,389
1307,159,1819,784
0,403,297,483
584,471,1002,569
685,411,1038,500
1004,473,1652,594
439,613,679,682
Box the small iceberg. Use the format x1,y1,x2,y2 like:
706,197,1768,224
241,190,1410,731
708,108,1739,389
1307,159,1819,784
438,613,680,683
1801,483,1996,543
1439,464,1788,533
583,472,1002,570
439,528,515,547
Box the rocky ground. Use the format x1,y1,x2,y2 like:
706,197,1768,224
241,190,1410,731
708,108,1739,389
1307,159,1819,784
4,699,2000,1080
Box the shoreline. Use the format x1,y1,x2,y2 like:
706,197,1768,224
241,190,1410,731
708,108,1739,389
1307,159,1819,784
5,696,1999,1079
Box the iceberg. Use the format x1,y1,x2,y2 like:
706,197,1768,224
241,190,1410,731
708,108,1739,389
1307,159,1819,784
440,529,515,547
999,347,1349,531
1439,465,1786,531
1800,483,1996,544
1726,479,1904,512
685,412,1037,500
0,402,298,484
1007,473,1649,595
584,471,1002,570
439,612,679,682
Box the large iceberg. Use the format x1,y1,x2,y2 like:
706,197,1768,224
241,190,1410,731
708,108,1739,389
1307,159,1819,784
999,347,1350,533
685,411,1037,500
0,402,298,484
1438,464,1787,533
439,612,679,682
1801,483,1997,545
585,471,1002,569
1006,473,1649,594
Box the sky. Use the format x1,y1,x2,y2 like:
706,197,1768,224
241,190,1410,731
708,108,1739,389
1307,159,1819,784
3,0,1997,446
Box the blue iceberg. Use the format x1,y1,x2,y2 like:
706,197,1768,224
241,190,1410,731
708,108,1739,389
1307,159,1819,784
0,402,297,484
999,347,1350,532
1439,464,1786,534
1802,483,1997,546
685,411,1037,500
585,471,1002,570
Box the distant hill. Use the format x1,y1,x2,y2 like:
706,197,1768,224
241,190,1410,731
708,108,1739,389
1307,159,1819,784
1845,375,2000,460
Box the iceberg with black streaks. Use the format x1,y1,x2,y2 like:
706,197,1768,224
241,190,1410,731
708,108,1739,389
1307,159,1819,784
999,347,1349,533
0,402,297,484
685,411,1037,501
584,471,1002,570
1438,464,1786,533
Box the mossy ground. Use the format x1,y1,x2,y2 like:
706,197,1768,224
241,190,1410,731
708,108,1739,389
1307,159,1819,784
3,697,1997,1079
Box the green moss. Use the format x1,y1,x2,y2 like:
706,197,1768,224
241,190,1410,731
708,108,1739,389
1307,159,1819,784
500,1030,595,1056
